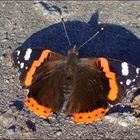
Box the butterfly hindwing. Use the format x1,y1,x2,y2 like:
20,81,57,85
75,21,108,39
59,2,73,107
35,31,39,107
26,60,66,118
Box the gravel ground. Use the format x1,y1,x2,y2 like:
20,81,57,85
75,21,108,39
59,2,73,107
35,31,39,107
0,1,140,139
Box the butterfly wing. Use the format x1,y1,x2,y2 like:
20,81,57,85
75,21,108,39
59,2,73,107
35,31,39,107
101,58,140,101
12,47,64,87
66,57,140,123
26,61,66,118
66,58,110,123
13,47,66,118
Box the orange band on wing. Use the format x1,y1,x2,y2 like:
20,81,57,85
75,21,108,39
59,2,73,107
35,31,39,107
73,108,109,124
24,50,51,87
25,97,52,118
98,58,118,101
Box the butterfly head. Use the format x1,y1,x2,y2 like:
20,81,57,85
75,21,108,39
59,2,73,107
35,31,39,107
68,45,79,57
67,45,79,65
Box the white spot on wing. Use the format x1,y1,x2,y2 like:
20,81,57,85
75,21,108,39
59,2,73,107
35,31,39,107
18,61,20,64
126,79,131,86
120,81,123,85
121,62,129,76
136,68,140,74
20,62,24,69
24,48,32,61
132,79,136,82
25,66,28,69
17,50,20,56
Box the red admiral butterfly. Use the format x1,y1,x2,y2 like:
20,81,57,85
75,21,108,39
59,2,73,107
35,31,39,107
13,17,140,124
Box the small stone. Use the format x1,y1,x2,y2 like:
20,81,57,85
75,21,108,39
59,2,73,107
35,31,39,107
104,116,117,123
0,53,7,60
6,80,10,83
0,115,15,127
6,128,15,135
131,95,140,116
104,115,132,127
135,118,140,125
0,56,5,60
56,129,62,136
1,39,8,42
136,15,140,20
118,121,128,127
62,6,68,13
34,2,61,17
0,32,8,40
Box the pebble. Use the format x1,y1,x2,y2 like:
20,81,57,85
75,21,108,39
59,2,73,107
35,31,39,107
62,6,68,13
6,125,16,135
0,115,15,128
136,15,140,20
34,2,61,17
6,80,10,83
118,121,128,127
6,128,15,135
0,32,8,40
104,115,134,127
55,129,62,136
135,118,140,126
0,53,7,60
0,55,5,60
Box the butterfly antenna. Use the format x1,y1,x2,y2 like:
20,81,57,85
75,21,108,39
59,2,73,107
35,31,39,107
61,15,72,48
77,27,104,51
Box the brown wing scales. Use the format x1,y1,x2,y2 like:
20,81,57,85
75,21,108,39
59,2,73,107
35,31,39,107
66,58,110,123
23,50,64,88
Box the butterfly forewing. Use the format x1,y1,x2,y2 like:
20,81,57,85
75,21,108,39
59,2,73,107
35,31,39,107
12,47,65,88
107,58,140,101
13,48,67,117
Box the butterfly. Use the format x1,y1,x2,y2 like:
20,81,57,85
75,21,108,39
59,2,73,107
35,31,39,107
12,17,140,124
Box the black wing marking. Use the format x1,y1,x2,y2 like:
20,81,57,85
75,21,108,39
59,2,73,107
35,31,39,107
107,58,140,100
12,47,65,87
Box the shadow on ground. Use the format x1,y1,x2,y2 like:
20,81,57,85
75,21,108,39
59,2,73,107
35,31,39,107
15,11,140,67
